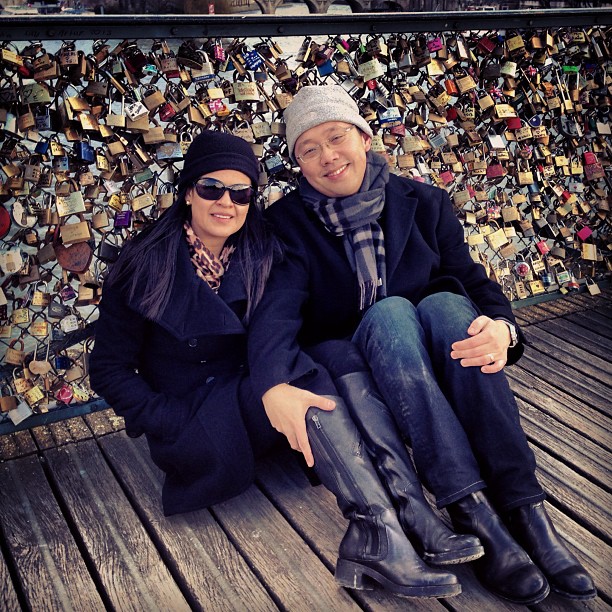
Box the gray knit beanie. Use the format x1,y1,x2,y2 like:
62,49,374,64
284,85,373,161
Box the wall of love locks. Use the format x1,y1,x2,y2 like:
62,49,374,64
0,21,610,430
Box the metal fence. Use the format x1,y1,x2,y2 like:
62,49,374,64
0,9,610,434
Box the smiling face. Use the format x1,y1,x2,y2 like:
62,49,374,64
294,121,372,198
186,169,251,257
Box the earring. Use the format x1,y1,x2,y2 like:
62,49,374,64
186,200,191,206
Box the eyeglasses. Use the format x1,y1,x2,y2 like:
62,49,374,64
193,178,254,205
295,125,355,163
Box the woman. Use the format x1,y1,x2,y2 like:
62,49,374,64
89,131,284,516
90,129,471,600
248,85,595,604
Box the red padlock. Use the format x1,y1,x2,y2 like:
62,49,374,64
446,107,458,121
478,36,497,54
427,37,444,53
55,383,74,404
514,259,531,278
445,78,459,96
576,225,593,241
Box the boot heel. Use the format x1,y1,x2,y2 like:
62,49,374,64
335,559,375,591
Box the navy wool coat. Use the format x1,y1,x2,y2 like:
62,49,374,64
248,175,524,401
90,239,257,516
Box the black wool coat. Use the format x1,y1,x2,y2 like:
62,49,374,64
90,239,257,516
248,174,524,401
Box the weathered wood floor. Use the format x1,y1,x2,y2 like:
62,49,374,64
0,289,610,612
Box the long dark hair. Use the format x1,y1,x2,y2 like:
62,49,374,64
106,190,281,325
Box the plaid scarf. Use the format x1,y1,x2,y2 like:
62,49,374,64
184,221,235,293
300,151,389,310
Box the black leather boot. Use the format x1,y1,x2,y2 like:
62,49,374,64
335,372,484,566
307,398,461,598
506,501,596,600
448,491,549,605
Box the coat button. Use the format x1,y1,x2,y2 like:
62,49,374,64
188,338,197,347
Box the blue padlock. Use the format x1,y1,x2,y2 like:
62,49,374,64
317,59,334,77
75,139,95,164
54,354,71,370
35,138,50,155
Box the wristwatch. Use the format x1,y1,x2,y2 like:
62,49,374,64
498,319,519,348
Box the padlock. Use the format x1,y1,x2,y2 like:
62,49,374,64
74,137,95,164
264,153,285,175
55,383,73,404
71,383,90,403
54,351,72,370
48,300,71,319
97,232,122,263
5,338,26,365
59,284,77,302
23,384,45,407
60,314,80,334
31,280,51,309
113,206,133,229
586,278,601,296
513,255,531,279
12,367,32,395
7,397,33,426
0,384,18,413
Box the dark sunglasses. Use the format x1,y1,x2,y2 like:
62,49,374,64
193,177,254,205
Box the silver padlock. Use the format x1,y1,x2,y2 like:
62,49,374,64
60,314,80,334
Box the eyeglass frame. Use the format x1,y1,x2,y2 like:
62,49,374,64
192,177,254,206
295,125,355,163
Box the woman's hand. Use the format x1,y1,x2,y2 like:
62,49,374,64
450,316,512,374
262,383,335,467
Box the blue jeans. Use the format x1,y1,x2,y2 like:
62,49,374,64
352,293,545,512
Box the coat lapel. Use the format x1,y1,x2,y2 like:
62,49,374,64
156,241,246,340
383,176,418,282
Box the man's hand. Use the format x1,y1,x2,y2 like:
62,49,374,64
262,383,335,467
450,316,512,374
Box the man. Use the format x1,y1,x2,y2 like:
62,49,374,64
248,84,595,604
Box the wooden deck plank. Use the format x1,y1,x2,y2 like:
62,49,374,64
256,451,527,612
518,350,611,418
536,318,611,362
531,446,611,547
511,309,532,327
536,298,583,317
522,326,612,387
99,432,278,612
563,310,612,340
518,399,611,491
84,407,125,437
0,429,36,461
212,480,361,611
507,367,610,450
0,544,21,612
29,414,94,453
513,305,548,325
1,293,610,611
0,455,106,610
43,440,191,612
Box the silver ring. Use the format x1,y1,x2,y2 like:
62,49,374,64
487,353,495,364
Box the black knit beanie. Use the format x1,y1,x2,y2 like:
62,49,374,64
177,131,260,192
